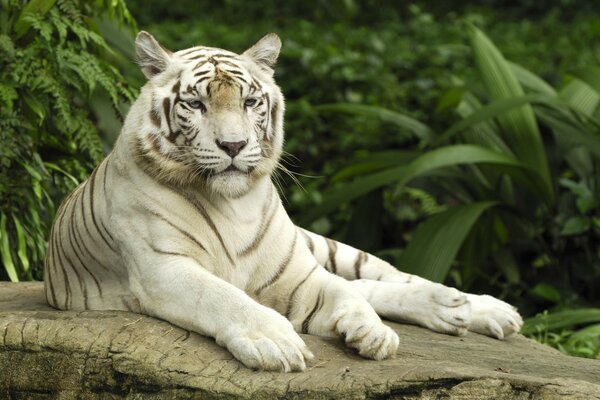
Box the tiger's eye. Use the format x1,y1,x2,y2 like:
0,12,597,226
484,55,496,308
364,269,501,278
187,100,205,110
244,98,258,108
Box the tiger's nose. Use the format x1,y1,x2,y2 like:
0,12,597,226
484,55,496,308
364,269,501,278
216,140,248,158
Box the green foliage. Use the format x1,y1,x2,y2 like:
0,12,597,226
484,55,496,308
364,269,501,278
307,27,600,357
525,310,600,358
0,0,136,281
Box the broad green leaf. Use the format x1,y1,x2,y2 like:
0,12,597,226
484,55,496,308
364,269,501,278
399,201,497,282
509,62,556,96
560,79,600,116
300,144,537,225
572,66,600,95
560,216,591,236
469,26,553,203
457,92,513,155
435,93,545,144
331,150,418,182
314,103,433,142
568,324,600,342
530,283,561,303
522,308,600,335
535,107,600,157
0,213,19,282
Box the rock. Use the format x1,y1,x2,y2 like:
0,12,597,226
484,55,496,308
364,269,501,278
1,282,599,399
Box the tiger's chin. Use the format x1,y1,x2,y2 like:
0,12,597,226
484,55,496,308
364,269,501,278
208,170,253,198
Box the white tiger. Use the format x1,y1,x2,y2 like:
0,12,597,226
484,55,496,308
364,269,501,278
44,31,523,372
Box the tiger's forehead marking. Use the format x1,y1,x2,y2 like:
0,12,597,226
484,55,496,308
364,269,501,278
175,47,259,99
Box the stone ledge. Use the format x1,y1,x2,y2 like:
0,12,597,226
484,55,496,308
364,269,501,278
1,282,599,399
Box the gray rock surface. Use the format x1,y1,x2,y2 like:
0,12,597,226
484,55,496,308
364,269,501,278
1,282,599,399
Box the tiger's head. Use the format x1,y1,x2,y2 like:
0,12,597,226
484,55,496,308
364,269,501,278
127,31,285,198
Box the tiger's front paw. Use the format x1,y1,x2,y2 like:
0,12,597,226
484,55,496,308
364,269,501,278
334,301,399,360
466,294,523,339
216,309,314,372
374,282,472,337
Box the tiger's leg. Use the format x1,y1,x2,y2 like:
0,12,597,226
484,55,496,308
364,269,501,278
254,257,399,361
125,250,313,372
298,228,523,339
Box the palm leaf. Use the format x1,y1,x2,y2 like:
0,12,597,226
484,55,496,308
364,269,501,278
469,26,553,203
299,144,539,225
399,201,497,282
314,103,433,142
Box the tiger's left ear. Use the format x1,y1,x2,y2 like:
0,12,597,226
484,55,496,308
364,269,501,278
243,33,281,73
135,31,173,79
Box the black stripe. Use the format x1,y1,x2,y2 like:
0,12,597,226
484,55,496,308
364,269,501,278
64,217,89,309
168,188,234,265
146,208,208,253
51,191,79,309
325,238,337,274
300,230,314,254
285,264,318,318
102,157,111,198
302,290,324,334
144,237,195,259
88,168,118,252
73,189,111,273
194,69,211,77
179,47,202,57
68,197,102,295
52,225,71,309
353,251,367,279
255,230,297,295
163,97,178,143
44,248,58,306
238,187,276,257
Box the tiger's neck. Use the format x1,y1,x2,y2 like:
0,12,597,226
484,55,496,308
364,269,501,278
195,175,275,222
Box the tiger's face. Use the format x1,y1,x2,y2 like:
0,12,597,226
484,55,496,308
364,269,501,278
131,32,284,198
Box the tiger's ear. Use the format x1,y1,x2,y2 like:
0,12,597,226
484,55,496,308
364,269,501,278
135,31,172,79
243,33,281,72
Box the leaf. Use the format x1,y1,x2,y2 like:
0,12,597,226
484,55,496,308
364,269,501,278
560,79,600,116
0,213,19,282
535,107,600,157
12,215,30,276
572,66,600,95
331,150,418,182
522,308,600,335
299,144,536,225
14,0,58,38
314,103,433,142
530,283,561,303
435,93,545,144
560,216,591,236
469,26,553,203
509,62,556,96
399,201,497,282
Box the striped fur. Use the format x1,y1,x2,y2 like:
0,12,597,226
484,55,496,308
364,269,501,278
44,32,522,372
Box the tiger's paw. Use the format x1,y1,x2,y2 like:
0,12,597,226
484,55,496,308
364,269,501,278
333,301,399,360
216,309,314,372
371,282,472,337
466,294,523,339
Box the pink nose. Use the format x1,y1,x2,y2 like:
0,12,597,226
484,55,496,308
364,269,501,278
216,140,247,158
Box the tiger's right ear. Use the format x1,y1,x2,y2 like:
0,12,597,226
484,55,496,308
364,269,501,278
135,31,172,79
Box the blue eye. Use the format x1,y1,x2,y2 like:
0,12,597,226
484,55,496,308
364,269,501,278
244,98,258,108
187,100,205,110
